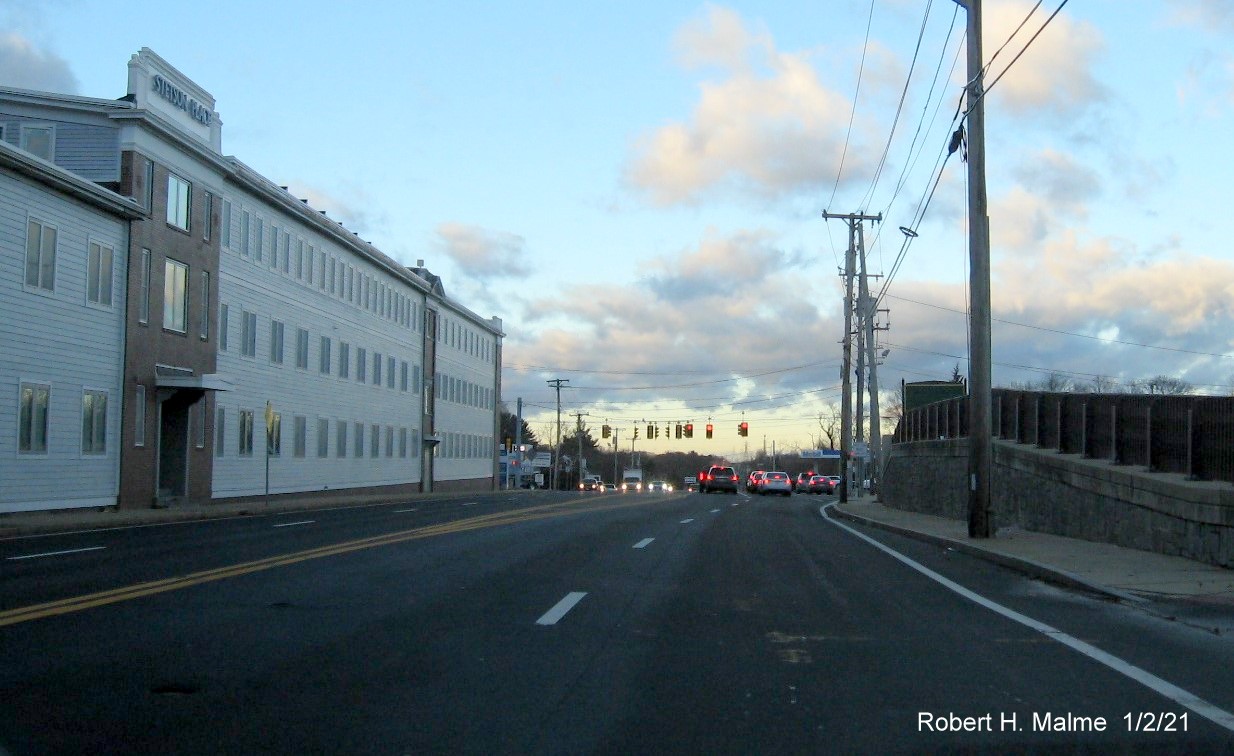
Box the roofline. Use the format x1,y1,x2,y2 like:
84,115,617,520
0,141,144,218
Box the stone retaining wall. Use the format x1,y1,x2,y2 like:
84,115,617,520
882,438,1234,568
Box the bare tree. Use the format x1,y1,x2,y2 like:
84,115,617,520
816,408,839,450
1086,375,1119,394
1134,375,1194,395
1039,372,1074,393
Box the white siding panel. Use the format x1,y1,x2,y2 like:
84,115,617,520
0,169,128,512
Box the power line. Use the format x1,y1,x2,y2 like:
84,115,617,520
884,293,1234,360
827,0,877,210
859,0,936,213
964,0,1071,117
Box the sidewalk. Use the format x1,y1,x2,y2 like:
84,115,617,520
830,498,1234,606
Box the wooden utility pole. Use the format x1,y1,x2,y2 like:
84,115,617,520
956,0,994,537
547,378,568,490
822,210,881,503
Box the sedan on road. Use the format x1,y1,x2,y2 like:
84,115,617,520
700,466,740,494
758,471,792,496
807,475,833,495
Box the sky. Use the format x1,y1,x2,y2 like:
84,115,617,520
4,0,1234,461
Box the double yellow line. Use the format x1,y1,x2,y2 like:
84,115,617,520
1,497,658,628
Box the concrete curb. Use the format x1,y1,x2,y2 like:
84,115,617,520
827,503,1147,605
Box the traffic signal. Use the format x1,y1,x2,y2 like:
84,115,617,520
602,424,611,439
634,427,640,440
738,421,749,437
684,423,693,439
675,424,682,439
505,437,513,452
706,423,713,439
647,423,655,439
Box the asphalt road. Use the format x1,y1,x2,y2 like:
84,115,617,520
2,489,1233,754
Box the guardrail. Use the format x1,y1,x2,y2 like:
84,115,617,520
894,390,1234,484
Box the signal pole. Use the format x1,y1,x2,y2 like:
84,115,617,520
547,378,569,490
955,0,993,538
823,210,881,503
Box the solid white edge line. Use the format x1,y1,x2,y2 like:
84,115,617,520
536,591,588,626
819,504,1234,733
680,518,695,524
6,546,106,561
633,538,655,549
394,508,419,513
272,520,315,528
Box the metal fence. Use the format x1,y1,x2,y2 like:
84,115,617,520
893,390,1234,485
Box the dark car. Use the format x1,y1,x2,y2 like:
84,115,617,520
793,472,815,493
700,465,739,494
807,475,832,495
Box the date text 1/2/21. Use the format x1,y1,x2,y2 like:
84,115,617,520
1125,712,1188,732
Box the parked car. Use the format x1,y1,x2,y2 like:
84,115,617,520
759,471,792,496
700,465,740,494
807,475,832,495
793,472,815,493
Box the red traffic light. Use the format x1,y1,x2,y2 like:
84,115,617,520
705,423,713,439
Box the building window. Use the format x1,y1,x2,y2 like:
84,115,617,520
215,407,226,456
203,192,213,241
371,424,380,458
267,411,281,456
241,310,257,357
355,422,364,457
134,385,146,447
339,342,350,379
24,218,57,291
317,418,329,457
399,427,408,458
387,356,396,389
239,410,254,456
356,347,367,383
20,124,53,160
386,426,394,458
86,241,114,306
296,240,304,280
144,158,155,211
241,211,250,256
200,271,210,340
19,383,51,453
296,328,309,369
400,361,409,392
269,226,279,269
254,217,264,263
336,420,347,458
320,336,332,374
81,389,108,455
167,173,191,231
294,416,307,458
270,320,285,364
138,249,151,323
219,304,229,351
373,352,382,386
222,199,231,248
163,258,189,332
307,246,315,285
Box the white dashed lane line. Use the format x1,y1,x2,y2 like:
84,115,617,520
633,538,655,549
6,546,106,561
536,592,588,626
393,508,418,513
680,518,695,524
272,520,315,528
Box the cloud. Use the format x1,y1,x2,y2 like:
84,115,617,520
503,229,843,414
981,1,1107,120
435,223,532,281
1167,0,1234,32
0,32,78,92
285,181,382,239
625,6,861,206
